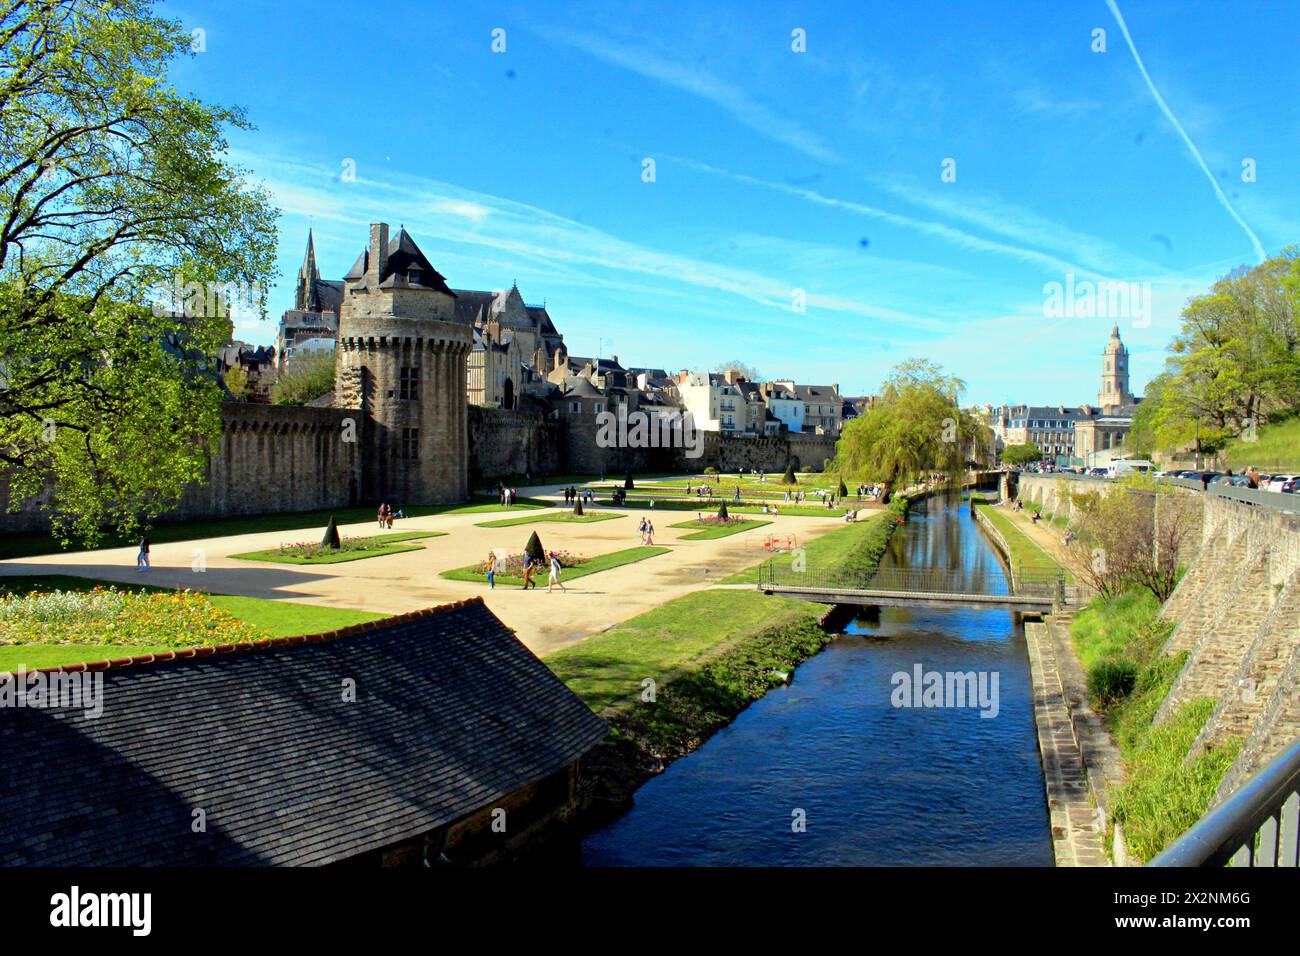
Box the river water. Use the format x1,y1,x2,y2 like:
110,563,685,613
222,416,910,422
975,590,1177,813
580,493,1053,866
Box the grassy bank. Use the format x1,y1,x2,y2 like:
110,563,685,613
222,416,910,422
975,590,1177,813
1068,587,1242,862
548,497,908,800
0,574,385,671
720,494,909,585
975,503,1067,579
439,545,669,587
1221,416,1300,472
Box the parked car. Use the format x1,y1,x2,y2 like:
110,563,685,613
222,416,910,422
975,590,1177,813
1282,479,1299,494
1266,473,1300,493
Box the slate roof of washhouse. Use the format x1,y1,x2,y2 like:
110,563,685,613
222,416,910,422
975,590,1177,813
0,599,607,866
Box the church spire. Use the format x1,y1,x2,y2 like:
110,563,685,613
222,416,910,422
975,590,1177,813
296,230,321,312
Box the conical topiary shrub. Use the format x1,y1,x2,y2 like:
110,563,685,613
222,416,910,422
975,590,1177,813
782,462,797,485
718,502,729,520
573,496,585,516
624,472,635,489
838,479,848,497
322,516,341,550
524,531,546,564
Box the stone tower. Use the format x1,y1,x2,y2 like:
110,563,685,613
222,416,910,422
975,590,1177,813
1098,323,1133,409
335,223,473,504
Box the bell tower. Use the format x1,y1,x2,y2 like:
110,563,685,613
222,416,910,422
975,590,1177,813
1098,324,1133,409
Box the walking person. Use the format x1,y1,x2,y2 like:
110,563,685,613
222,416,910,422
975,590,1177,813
377,503,387,527
547,551,567,593
521,554,536,590
136,533,150,571
644,519,655,546
486,550,497,589
638,517,648,544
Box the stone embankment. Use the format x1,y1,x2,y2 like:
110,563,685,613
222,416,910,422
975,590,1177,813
1018,473,1300,807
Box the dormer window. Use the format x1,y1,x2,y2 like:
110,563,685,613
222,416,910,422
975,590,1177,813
407,269,421,284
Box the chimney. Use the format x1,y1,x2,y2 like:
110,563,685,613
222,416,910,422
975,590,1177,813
367,223,389,285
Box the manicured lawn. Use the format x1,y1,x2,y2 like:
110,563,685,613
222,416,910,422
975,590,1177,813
0,495,544,561
545,588,823,712
439,546,669,587
975,503,1067,578
0,574,386,672
229,531,445,564
669,518,771,540
474,512,624,529
720,498,908,584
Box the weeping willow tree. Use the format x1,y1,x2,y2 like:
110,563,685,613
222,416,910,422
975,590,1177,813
833,359,990,500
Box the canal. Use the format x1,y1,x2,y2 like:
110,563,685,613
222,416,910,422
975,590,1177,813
580,492,1053,866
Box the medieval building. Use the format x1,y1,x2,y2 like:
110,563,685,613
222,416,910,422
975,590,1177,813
334,222,473,504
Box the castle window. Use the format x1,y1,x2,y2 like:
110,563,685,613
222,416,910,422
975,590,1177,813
399,366,420,400
400,427,419,460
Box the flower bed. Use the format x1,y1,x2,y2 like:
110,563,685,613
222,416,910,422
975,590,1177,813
468,550,586,575
0,586,260,648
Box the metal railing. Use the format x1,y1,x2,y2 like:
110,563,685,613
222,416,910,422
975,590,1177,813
1150,738,1300,867
757,561,1065,602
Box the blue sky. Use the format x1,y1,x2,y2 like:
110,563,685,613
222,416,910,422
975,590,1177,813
165,0,1299,406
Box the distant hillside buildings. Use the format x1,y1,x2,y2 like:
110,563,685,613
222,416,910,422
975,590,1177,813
990,325,1142,467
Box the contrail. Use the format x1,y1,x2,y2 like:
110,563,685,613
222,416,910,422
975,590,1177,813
1106,0,1266,262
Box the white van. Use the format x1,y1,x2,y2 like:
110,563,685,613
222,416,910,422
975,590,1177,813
1107,459,1155,479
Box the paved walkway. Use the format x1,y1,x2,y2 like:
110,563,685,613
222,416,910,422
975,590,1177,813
1025,619,1110,866
2,484,878,657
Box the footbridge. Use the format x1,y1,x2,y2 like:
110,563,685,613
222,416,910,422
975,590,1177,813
757,562,1068,612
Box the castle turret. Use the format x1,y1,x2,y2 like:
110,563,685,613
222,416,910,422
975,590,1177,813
335,222,472,503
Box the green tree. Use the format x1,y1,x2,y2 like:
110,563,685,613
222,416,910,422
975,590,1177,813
834,359,988,498
524,531,545,564
1139,249,1300,460
0,0,279,544
1001,443,1042,467
272,352,334,405
572,496,584,517
782,462,797,484
321,516,340,550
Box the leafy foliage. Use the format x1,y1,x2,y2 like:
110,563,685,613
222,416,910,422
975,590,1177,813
1001,442,1042,466
271,352,333,406
833,359,990,494
0,0,280,544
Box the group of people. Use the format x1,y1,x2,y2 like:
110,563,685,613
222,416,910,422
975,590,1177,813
497,486,520,506
562,486,594,505
638,517,656,545
854,483,884,501
485,549,568,592
376,503,404,527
